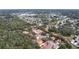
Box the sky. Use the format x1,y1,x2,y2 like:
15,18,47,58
0,0,79,9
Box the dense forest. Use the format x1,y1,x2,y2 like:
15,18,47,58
0,15,39,49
